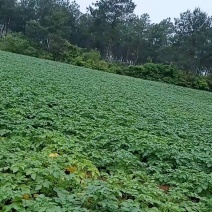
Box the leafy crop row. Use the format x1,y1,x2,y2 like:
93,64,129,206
0,51,212,211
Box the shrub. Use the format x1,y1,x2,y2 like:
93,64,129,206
82,50,101,62
125,65,145,78
38,51,54,60
94,60,109,72
62,45,83,63
123,63,178,81
0,33,38,57
206,75,212,91
194,77,209,90
71,56,86,67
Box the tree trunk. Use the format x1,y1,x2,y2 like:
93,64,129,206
134,43,141,65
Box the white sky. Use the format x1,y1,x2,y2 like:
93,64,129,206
75,0,212,23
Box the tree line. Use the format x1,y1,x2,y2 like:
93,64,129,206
0,0,212,91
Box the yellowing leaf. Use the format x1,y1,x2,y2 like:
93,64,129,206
65,166,77,174
49,153,59,158
23,194,30,200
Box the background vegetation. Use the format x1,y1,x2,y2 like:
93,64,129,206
0,0,212,91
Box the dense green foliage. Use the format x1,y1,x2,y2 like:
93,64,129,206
0,32,212,92
0,0,212,72
0,0,212,92
120,64,212,91
1,51,212,211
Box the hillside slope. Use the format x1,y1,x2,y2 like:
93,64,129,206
0,51,212,211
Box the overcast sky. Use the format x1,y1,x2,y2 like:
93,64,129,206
75,0,212,23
